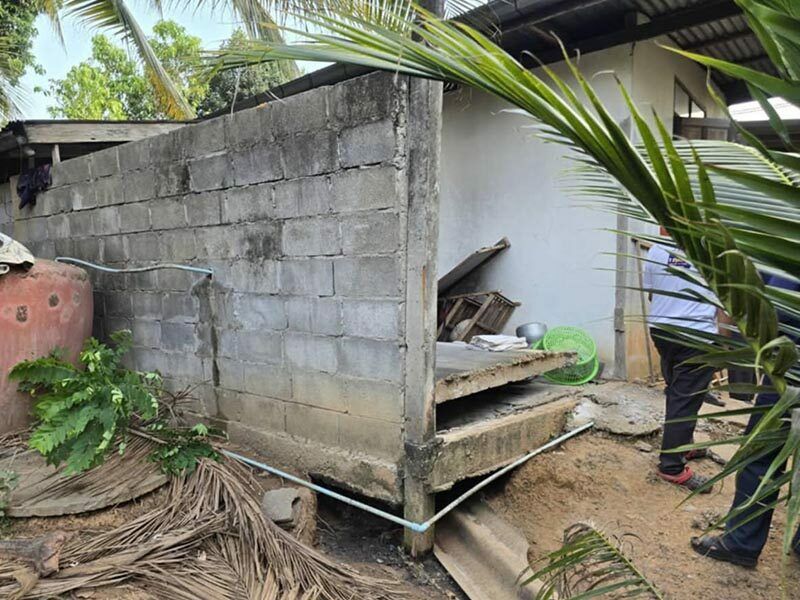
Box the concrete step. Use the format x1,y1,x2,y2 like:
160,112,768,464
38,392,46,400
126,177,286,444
434,499,542,600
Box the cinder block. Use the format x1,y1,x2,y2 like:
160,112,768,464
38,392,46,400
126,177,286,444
217,357,244,391
24,218,48,242
282,216,341,257
269,89,329,137
285,297,341,336
229,260,280,294
68,210,94,238
242,362,292,399
330,166,398,213
118,202,150,233
339,414,402,459
161,229,197,261
232,144,283,186
148,133,181,164
292,370,347,412
333,256,401,297
338,338,402,382
188,153,232,192
117,139,151,172
195,225,235,258
90,146,119,177
344,377,403,422
133,347,169,374
129,269,159,291
127,232,161,261
341,211,401,254
234,221,283,260
285,403,339,447
149,198,187,230
230,106,266,147
180,116,228,158
46,213,70,239
105,292,133,317
221,391,285,431
40,187,72,215
223,183,273,223
280,259,334,296
285,332,338,373
342,299,400,339
122,169,157,203
282,130,337,179
132,291,164,319
72,238,103,260
162,292,199,323
338,120,396,168
154,162,189,197
72,182,98,211
132,320,161,348
53,238,73,257
216,328,238,359
94,176,125,207
165,352,206,380
161,321,197,352
51,156,91,187
332,72,398,126
273,176,331,219
235,330,283,364
103,235,127,263
91,206,120,235
156,268,197,291
185,191,222,226
232,293,287,330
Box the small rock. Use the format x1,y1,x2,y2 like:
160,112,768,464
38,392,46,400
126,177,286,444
262,488,301,525
635,441,653,453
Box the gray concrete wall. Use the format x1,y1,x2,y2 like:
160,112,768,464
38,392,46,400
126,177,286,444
4,73,412,503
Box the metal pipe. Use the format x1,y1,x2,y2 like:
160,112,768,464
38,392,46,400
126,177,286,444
55,256,213,277
223,421,593,532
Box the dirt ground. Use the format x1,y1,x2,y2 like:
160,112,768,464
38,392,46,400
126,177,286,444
486,431,800,600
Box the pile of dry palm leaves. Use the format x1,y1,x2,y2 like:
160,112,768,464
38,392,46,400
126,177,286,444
0,443,399,599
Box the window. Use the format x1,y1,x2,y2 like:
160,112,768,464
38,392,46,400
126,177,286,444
674,80,706,119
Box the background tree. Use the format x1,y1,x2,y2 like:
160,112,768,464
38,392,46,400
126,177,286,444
197,29,288,116
0,0,45,124
47,20,207,119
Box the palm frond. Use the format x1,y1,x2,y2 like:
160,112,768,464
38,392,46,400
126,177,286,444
521,522,664,599
63,0,195,119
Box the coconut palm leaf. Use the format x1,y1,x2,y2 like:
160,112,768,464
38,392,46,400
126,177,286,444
62,0,195,118
520,522,664,600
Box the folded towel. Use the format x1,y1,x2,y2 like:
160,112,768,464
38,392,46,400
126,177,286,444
468,334,529,352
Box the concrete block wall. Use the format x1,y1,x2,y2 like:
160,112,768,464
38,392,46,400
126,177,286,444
5,73,412,503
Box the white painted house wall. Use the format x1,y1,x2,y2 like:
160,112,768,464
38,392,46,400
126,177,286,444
439,42,724,379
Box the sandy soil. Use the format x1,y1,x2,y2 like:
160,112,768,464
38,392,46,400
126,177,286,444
486,431,800,600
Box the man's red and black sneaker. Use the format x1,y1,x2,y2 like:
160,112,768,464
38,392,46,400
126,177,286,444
685,448,709,461
657,467,713,493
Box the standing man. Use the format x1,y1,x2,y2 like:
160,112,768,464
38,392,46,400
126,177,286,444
692,273,800,567
643,237,718,492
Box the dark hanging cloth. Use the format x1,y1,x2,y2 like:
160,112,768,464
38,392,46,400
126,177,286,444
17,164,52,209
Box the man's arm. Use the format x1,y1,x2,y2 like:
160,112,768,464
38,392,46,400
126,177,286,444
717,308,734,337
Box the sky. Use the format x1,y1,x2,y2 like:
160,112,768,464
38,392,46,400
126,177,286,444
19,5,319,119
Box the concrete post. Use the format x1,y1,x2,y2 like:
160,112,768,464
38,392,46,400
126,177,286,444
402,0,444,556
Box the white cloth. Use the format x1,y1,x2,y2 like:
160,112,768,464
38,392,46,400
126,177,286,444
643,243,718,334
468,335,529,351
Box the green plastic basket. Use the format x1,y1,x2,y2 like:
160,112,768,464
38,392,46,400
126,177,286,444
535,326,600,385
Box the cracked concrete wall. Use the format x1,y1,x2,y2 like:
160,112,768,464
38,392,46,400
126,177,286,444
6,72,412,503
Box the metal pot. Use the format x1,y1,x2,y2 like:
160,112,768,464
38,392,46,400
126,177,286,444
516,322,548,346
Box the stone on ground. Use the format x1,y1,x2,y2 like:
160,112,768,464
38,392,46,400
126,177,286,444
568,381,663,436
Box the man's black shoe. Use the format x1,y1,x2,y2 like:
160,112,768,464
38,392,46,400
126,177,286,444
691,535,758,568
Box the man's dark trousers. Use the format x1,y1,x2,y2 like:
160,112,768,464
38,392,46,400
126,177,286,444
652,331,716,475
724,389,800,557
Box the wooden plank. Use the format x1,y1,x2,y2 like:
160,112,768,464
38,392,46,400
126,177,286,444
23,122,187,144
429,396,579,491
438,237,510,294
435,342,574,404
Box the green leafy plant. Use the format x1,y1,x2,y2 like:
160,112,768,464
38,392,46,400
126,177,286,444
9,330,218,476
147,422,222,476
521,522,663,600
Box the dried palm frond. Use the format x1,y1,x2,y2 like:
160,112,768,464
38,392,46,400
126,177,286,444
521,522,663,600
0,449,399,599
